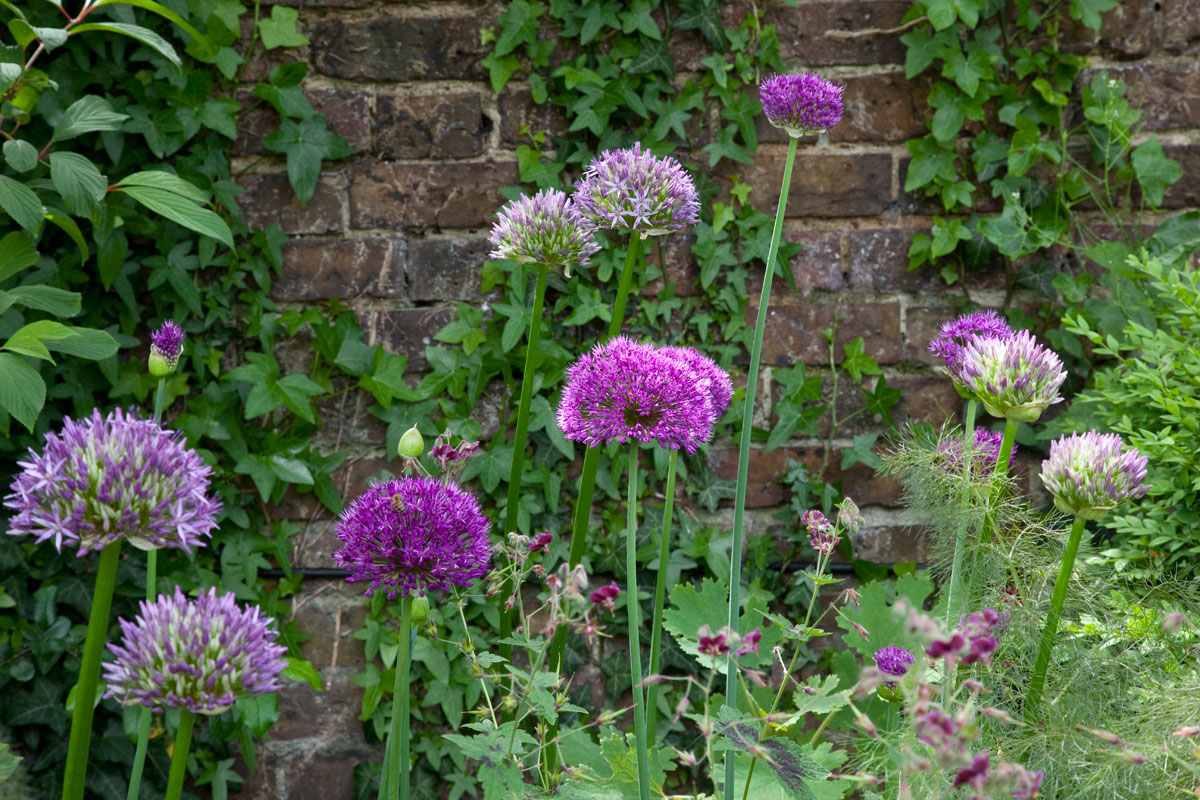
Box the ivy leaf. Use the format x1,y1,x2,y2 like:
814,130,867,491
494,0,543,56
674,0,725,48
840,431,882,470
863,375,902,428
899,27,957,78
460,442,514,493
0,352,45,432
257,6,308,49
626,37,673,77
841,338,881,383
262,115,352,204
703,123,752,167
621,0,661,40
199,98,239,139
579,0,620,45
904,137,957,192
1070,0,1117,30
1131,139,1181,208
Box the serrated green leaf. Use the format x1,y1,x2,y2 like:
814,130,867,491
45,326,118,360
0,174,43,232
70,22,181,65
663,577,784,673
52,96,128,141
2,320,75,362
0,285,80,317
3,139,38,172
49,151,107,216
838,571,937,658
0,351,45,432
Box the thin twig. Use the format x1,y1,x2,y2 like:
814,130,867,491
824,15,927,38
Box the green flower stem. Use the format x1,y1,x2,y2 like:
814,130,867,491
724,133,798,800
62,540,122,800
1026,514,1087,719
980,417,1018,545
164,709,195,800
127,377,169,800
498,263,550,670
381,596,414,800
625,442,651,800
943,399,978,627
645,448,678,743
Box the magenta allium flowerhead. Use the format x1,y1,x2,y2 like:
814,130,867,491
873,645,915,677
802,510,839,556
939,429,1015,477
149,320,185,377
572,142,700,237
4,408,221,556
1041,431,1149,520
556,337,718,453
759,73,844,137
102,587,286,715
661,346,733,420
928,309,1013,381
489,188,599,274
957,329,1067,422
333,476,492,598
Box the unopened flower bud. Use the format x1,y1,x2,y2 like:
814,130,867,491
411,595,430,624
397,425,424,458
148,320,185,377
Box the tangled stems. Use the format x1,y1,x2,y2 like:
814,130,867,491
1026,515,1087,719
381,596,415,800
645,448,678,742
164,709,195,800
725,133,799,799
62,541,123,800
626,442,652,800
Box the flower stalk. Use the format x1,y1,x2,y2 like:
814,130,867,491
1025,515,1086,718
164,709,196,800
645,448,678,742
382,596,414,800
625,442,652,800
943,398,978,628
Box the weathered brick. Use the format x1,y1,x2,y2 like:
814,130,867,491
237,172,345,235
406,236,490,300
1082,62,1200,131
708,445,902,507
369,307,456,370
747,229,843,297
287,743,381,800
1062,0,1158,57
736,150,893,217
830,373,963,437
850,525,927,563
273,670,365,742
376,92,488,160
348,162,519,230
848,228,932,292
499,87,570,146
831,73,930,144
754,301,902,367
904,305,958,366
289,589,369,671
778,1,909,66
1163,0,1200,54
311,17,489,82
235,89,370,156
1162,144,1200,208
273,238,401,301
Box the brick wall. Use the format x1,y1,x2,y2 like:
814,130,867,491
231,1,1200,796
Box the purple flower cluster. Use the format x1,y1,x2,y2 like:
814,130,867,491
573,143,700,236
4,408,221,556
927,608,1001,666
556,337,728,453
149,320,185,376
939,428,1016,477
958,329,1067,423
489,188,599,273
102,587,286,715
802,509,839,556
914,708,1045,799
759,73,845,137
928,309,1013,381
333,476,492,598
589,581,621,614
696,624,761,658
873,645,916,677
1041,431,1149,519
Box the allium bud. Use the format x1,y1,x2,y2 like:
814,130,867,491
1041,431,1149,520
488,188,599,274
148,320,185,377
759,73,845,137
397,425,424,458
873,645,915,677
411,594,430,624
572,142,700,237
957,330,1066,422
939,428,1015,477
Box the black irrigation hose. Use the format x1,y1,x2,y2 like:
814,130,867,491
258,561,929,580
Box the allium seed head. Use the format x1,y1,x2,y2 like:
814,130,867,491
957,330,1067,422
873,645,916,677
1041,431,1149,519
488,188,600,273
102,587,286,714
4,408,221,555
573,142,699,236
928,309,1013,382
759,73,845,137
333,476,492,598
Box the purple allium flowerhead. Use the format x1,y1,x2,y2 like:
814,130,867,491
488,188,600,275
333,476,492,598
873,645,916,677
102,587,286,715
759,72,844,137
1041,431,1149,520
149,320,185,377
928,309,1013,382
4,408,221,556
939,428,1016,477
572,142,700,237
661,346,733,419
957,329,1067,423
556,337,718,453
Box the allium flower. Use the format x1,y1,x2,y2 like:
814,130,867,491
149,320,185,377
333,476,492,597
573,142,699,236
873,645,915,677
802,510,839,555
939,428,1015,477
4,408,221,555
556,337,718,453
957,330,1067,422
928,309,1013,381
759,73,845,137
1041,431,1149,519
488,188,599,273
661,346,733,419
102,587,286,714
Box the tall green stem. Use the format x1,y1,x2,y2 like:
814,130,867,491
979,418,1018,545
645,448,678,742
163,710,195,800
381,596,414,800
62,540,122,800
1026,515,1086,718
943,399,978,627
625,442,651,800
724,134,798,800
499,264,550,669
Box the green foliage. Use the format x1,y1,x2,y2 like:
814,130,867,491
663,577,782,673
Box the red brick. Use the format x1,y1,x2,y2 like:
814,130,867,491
754,302,902,367
904,305,957,366
273,238,400,301
708,446,902,507
778,2,909,66
406,236,490,301
235,89,370,156
1163,0,1200,54
311,17,489,82
643,231,702,297
737,149,893,218
376,92,488,160
348,162,519,230
369,307,456,370
237,172,345,235
499,87,570,146
841,374,963,436
748,229,844,297
831,73,930,144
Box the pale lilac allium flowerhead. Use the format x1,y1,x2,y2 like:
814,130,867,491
957,330,1067,423
759,72,844,137
1041,431,1149,520
333,476,492,598
661,346,733,420
556,337,718,453
873,645,915,677
4,408,221,555
149,320,185,377
102,587,286,715
939,428,1015,477
928,309,1013,381
488,188,599,274
572,142,700,237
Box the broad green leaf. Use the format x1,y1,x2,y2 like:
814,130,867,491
94,0,212,55
49,152,107,216
1132,139,1181,208
52,96,129,141
45,327,118,360
118,185,234,247
3,139,38,172
44,211,89,264
0,231,38,281
0,174,43,232
281,657,323,691
256,6,308,49
0,351,46,432
117,170,209,202
199,97,239,139
0,63,20,94
2,320,75,361
837,571,937,658
663,577,783,674
70,22,181,66
0,285,80,317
